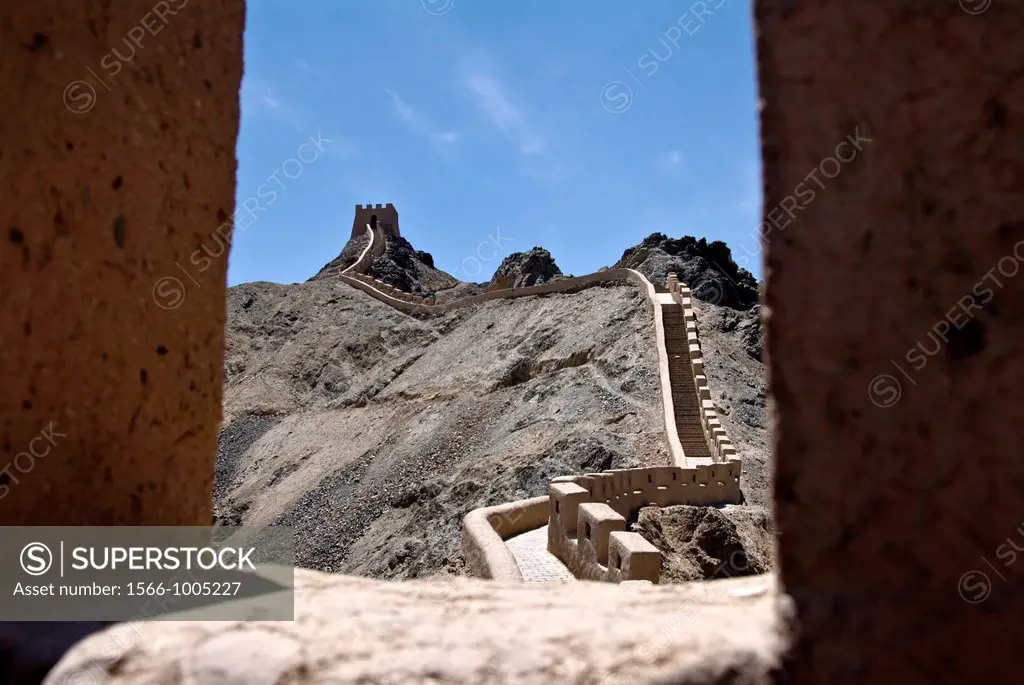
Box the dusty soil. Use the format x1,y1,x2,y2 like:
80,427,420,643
216,232,771,581
217,279,670,577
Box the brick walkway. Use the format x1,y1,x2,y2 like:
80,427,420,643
504,525,576,582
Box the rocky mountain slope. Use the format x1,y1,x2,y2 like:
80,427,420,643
615,232,760,310
489,247,563,288
216,231,769,580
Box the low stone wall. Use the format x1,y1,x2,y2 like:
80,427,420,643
625,270,687,467
547,462,742,583
344,272,428,305
441,269,634,312
44,569,782,685
341,224,385,275
668,277,738,463
460,496,550,580
340,265,638,315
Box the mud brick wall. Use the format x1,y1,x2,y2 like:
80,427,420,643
757,1,1024,683
0,0,245,524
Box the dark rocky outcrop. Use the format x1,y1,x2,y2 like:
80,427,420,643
309,231,370,281
633,504,773,583
311,233,459,295
615,233,759,310
414,250,434,268
366,236,460,295
367,238,418,293
488,247,563,289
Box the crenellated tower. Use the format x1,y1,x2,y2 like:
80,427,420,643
351,203,400,239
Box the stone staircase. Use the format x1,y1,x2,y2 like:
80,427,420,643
662,303,713,461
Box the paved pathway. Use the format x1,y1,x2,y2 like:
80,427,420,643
504,526,576,582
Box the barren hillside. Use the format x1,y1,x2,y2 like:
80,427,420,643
215,232,770,580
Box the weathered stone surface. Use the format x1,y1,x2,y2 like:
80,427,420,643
45,569,786,685
489,247,564,288
758,1,1024,683
0,0,244,525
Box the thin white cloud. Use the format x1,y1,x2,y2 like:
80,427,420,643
384,89,460,148
464,74,545,156
385,88,417,125
656,150,688,181
243,84,315,132
241,83,354,153
465,75,522,128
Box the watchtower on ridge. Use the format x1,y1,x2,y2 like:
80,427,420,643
351,203,400,240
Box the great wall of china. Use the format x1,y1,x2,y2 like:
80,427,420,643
10,5,1014,680
340,218,742,584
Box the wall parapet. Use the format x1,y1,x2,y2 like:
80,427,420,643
341,224,386,276
341,264,636,316
460,496,550,580
546,462,742,583
624,269,686,467
667,276,738,463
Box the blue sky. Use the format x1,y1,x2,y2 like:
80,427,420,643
228,0,762,286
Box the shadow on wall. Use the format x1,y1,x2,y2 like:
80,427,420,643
546,463,741,583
